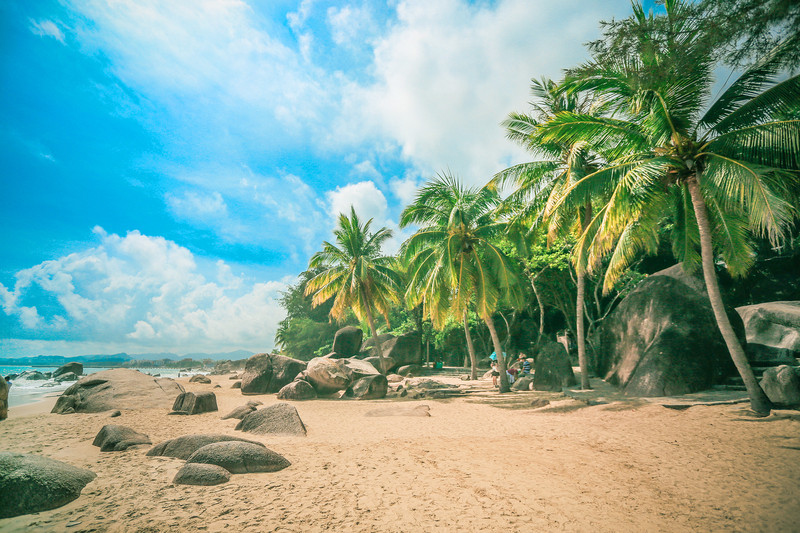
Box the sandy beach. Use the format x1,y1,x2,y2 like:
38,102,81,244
2,372,799,532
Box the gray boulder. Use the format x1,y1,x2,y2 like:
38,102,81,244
54,372,80,383
533,342,577,392
333,326,364,357
344,375,388,400
92,424,151,451
232,381,242,389
53,362,83,378
240,353,307,395
591,268,738,396
220,401,261,420
235,402,307,436
360,333,395,357
760,365,800,407
189,375,212,384
736,301,800,364
304,357,353,394
186,442,290,474
173,463,231,486
364,356,394,374
276,380,317,401
0,452,96,518
0,377,8,420
18,370,47,380
380,331,423,369
170,391,218,415
52,369,184,414
512,376,534,391
146,434,265,460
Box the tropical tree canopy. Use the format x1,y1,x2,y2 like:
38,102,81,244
304,207,402,338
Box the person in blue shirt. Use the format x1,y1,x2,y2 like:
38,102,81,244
518,354,531,376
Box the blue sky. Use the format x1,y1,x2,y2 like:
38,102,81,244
1,0,640,357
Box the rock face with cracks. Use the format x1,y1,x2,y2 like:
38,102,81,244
0,452,96,518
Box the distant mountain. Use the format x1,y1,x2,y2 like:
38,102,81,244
0,349,255,366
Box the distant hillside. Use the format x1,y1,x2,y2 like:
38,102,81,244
0,349,255,367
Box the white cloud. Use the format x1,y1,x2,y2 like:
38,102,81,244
0,229,286,354
327,5,377,47
167,191,228,219
390,173,424,207
29,19,66,43
326,180,388,226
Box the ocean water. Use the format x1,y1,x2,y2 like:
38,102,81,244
1,366,194,409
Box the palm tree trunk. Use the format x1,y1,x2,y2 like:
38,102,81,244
483,312,510,393
361,286,385,374
576,269,591,390
531,277,545,344
686,176,771,416
463,312,478,380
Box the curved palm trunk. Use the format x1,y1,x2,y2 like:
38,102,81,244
483,312,510,393
686,176,771,416
575,203,593,390
576,270,591,390
463,312,478,380
361,286,385,374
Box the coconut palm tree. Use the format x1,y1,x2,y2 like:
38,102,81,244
491,77,609,390
305,207,401,369
400,173,524,389
537,0,800,415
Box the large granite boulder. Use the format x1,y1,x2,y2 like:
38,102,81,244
512,376,534,391
235,402,307,436
173,463,231,486
364,356,394,374
146,434,265,460
170,391,218,415
92,424,151,451
305,357,351,394
736,301,800,365
52,369,184,414
360,333,395,357
53,362,83,379
760,365,800,407
17,370,47,380
0,377,8,420
189,375,212,384
0,452,96,518
533,342,577,392
333,326,363,357
240,353,307,395
276,379,317,401
591,267,737,396
344,375,388,400
186,442,291,474
380,331,423,369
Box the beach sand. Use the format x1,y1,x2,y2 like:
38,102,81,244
1,372,799,532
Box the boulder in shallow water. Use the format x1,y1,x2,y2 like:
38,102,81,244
276,379,317,401
55,372,79,383
0,452,96,518
170,391,218,415
173,463,231,486
92,424,151,451
53,362,83,378
52,368,184,414
186,442,290,474
147,434,265,460
235,402,307,436
17,370,47,380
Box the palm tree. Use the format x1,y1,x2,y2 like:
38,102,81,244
305,207,401,369
491,77,608,390
538,0,800,415
401,173,524,389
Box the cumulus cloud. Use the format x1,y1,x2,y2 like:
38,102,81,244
326,180,388,225
0,228,286,354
